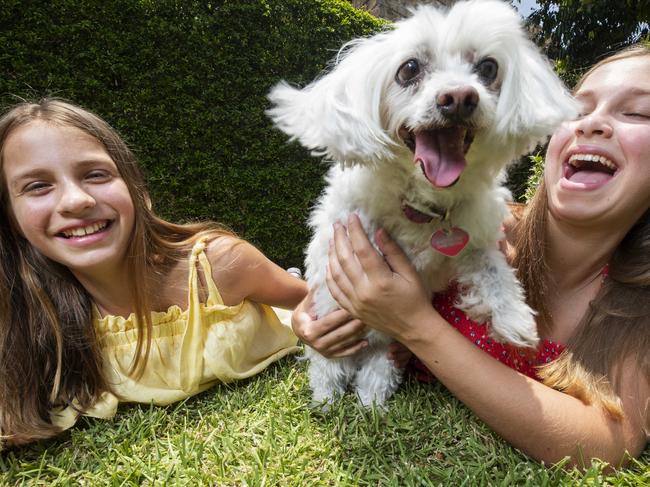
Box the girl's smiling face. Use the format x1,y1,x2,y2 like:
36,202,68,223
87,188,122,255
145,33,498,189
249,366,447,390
544,56,650,229
2,121,135,277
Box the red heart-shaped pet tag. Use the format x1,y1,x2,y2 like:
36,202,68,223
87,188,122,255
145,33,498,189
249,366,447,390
430,227,469,256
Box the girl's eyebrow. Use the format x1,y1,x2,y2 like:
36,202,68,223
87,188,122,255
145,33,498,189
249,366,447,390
626,87,650,96
577,87,650,98
573,92,593,104
612,88,650,102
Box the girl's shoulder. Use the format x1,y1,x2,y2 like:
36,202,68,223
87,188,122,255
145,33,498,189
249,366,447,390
204,234,253,275
150,233,247,310
203,235,267,307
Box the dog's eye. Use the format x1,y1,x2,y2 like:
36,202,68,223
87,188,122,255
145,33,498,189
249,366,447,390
475,57,498,84
396,59,421,86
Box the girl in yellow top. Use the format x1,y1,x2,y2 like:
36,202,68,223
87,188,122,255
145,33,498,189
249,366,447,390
0,99,307,447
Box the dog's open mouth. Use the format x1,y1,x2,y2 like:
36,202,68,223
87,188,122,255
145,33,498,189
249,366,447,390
399,126,474,188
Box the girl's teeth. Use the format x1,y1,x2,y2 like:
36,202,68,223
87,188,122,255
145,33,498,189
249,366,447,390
64,222,107,238
568,153,616,170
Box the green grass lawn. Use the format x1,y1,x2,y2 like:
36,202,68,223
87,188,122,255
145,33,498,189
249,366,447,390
2,356,648,486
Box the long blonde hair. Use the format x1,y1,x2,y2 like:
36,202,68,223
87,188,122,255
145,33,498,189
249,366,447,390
0,99,231,442
513,45,650,421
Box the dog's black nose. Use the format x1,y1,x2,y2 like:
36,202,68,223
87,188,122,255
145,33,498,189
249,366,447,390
437,87,479,121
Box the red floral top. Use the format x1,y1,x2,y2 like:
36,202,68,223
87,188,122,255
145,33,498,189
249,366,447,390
409,287,565,383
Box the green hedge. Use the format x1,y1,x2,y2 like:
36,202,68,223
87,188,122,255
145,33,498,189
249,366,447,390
0,0,382,267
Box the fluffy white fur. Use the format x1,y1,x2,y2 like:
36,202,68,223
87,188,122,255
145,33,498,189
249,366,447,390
267,0,577,408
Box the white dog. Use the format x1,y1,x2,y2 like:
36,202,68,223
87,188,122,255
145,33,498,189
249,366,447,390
267,0,577,408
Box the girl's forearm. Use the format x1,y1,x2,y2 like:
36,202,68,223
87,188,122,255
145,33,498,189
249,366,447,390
402,307,640,466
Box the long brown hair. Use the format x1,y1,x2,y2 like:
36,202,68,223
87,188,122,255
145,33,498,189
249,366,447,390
0,99,231,442
513,45,650,422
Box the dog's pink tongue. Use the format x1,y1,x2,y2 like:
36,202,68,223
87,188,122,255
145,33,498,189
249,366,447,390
415,128,466,188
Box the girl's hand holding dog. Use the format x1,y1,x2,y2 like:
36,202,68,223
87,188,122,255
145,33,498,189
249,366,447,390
292,257,414,367
326,214,438,345
291,289,369,358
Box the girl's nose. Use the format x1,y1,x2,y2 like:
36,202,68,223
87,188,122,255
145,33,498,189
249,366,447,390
574,111,613,139
57,182,96,214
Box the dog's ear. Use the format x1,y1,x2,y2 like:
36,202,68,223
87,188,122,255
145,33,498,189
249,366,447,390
267,37,394,164
495,40,579,154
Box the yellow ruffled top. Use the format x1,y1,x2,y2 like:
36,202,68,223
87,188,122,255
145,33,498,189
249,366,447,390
50,237,299,430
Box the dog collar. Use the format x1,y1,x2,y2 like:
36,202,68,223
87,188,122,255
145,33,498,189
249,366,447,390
401,199,470,256
401,200,448,224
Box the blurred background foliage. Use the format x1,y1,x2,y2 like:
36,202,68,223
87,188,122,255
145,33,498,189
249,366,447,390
527,0,649,85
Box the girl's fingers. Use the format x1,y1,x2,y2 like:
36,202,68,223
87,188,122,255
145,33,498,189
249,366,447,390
346,214,390,280
327,242,357,312
293,306,368,357
315,319,367,351
316,307,355,332
292,307,334,341
295,308,350,342
375,228,417,280
332,221,367,288
327,339,369,358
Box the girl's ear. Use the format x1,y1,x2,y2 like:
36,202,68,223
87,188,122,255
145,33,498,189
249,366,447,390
266,36,394,165
495,40,579,154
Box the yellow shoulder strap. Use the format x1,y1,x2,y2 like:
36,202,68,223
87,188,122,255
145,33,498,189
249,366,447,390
179,237,211,392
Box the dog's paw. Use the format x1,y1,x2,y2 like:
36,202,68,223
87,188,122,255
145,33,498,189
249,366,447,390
354,360,403,409
458,304,492,324
306,348,351,405
309,394,339,413
489,302,539,348
356,388,396,412
356,394,388,412
310,381,346,407
455,291,492,323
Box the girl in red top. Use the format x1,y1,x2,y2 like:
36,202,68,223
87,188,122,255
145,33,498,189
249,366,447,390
292,45,650,467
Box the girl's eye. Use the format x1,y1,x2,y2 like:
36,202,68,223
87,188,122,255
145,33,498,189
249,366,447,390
576,109,592,119
574,99,592,119
624,112,650,119
86,170,111,181
23,181,51,194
